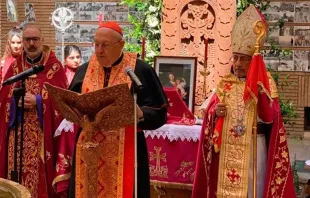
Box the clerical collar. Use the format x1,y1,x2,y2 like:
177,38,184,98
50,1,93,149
111,53,124,67
26,53,43,65
239,78,246,82
233,74,246,82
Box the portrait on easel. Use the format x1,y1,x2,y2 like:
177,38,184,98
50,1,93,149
154,56,197,112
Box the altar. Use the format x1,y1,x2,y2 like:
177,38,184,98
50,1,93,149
144,124,202,198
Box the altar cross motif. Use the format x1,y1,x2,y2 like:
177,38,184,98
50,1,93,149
181,4,214,47
149,146,168,178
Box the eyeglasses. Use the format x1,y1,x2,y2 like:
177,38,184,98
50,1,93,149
231,55,251,64
12,26,23,30
23,37,41,43
93,40,121,49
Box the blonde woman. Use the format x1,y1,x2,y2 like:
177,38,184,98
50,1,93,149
0,27,23,84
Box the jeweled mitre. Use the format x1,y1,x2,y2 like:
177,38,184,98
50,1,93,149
232,5,267,56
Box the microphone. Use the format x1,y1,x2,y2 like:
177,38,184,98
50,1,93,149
2,65,44,86
124,66,143,90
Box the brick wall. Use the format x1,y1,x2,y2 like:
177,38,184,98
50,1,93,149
0,0,121,57
276,71,310,138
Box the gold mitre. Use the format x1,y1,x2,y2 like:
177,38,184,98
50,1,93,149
232,5,267,56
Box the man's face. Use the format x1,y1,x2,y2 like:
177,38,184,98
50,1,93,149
23,27,43,59
93,28,124,66
231,53,252,78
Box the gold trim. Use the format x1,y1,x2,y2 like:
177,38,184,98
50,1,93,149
257,81,272,101
75,137,82,197
214,144,220,153
253,20,266,55
52,173,71,187
76,52,138,197
267,72,279,99
266,122,290,197
216,78,255,197
150,180,193,190
40,134,44,163
42,45,51,65
117,128,125,198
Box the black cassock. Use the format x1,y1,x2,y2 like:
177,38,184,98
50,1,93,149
68,55,168,198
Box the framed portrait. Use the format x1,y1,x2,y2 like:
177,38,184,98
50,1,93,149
154,56,197,112
7,0,18,22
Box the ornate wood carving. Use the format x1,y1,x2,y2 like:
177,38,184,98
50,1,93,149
161,0,236,114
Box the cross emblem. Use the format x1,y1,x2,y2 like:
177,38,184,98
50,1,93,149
230,127,239,139
149,146,168,178
227,169,241,184
224,83,232,91
181,4,214,46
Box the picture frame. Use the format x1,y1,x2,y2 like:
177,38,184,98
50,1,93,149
7,0,18,22
154,56,197,112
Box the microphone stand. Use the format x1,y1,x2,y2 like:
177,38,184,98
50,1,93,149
10,79,26,184
133,85,138,198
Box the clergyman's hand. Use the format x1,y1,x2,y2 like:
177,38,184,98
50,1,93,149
136,105,143,120
215,103,226,117
18,93,37,109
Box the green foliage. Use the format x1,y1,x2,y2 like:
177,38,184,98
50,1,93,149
279,97,299,126
266,50,299,132
267,63,299,133
121,0,162,65
237,0,269,16
292,156,302,194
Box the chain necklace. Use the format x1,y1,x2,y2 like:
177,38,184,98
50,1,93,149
232,79,246,136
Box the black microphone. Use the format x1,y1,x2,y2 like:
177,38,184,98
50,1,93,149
2,65,44,86
124,66,143,90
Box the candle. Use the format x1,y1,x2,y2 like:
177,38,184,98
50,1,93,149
99,13,103,23
142,36,146,61
204,38,208,62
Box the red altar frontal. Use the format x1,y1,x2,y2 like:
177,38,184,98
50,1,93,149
144,124,201,193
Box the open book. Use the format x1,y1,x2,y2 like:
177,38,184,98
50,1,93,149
45,83,135,131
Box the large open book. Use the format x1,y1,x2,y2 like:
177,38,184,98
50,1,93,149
45,83,135,132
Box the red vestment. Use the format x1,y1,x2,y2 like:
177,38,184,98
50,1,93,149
0,56,19,87
64,65,77,85
192,74,296,198
75,53,136,198
0,46,68,198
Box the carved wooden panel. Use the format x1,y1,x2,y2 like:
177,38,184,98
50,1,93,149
161,0,236,113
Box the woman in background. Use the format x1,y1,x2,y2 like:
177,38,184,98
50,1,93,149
0,27,23,85
64,45,81,84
